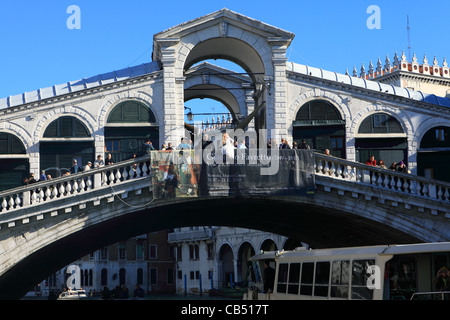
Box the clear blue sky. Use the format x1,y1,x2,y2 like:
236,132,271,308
1,0,449,111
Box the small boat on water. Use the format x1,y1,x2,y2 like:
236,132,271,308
57,288,88,300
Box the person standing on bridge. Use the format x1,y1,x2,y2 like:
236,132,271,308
366,155,377,166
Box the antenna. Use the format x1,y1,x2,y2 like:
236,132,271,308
407,15,411,62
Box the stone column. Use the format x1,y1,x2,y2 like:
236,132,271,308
159,39,185,147
268,38,290,144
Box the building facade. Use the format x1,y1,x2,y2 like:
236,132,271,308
168,227,303,295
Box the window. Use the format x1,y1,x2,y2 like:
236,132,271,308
150,268,157,285
300,262,314,296
189,244,200,260
119,242,126,260
0,133,26,154
373,114,387,128
177,246,183,261
296,100,342,122
107,101,156,124
149,245,157,259
119,268,126,286
288,263,301,295
351,259,375,300
105,140,120,152
43,116,90,138
100,248,108,261
136,241,144,260
436,128,447,142
168,268,174,285
137,268,143,285
331,260,350,298
101,269,108,286
314,262,330,297
277,263,288,293
358,113,403,134
207,243,214,259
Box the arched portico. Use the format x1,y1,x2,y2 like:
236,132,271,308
152,8,294,145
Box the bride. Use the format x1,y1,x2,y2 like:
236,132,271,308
222,132,236,162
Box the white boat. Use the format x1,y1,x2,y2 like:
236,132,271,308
57,288,88,300
243,242,450,300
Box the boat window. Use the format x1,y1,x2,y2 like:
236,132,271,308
331,260,350,298
277,263,288,294
351,259,375,300
288,263,301,295
300,262,314,296
387,256,417,300
314,262,330,297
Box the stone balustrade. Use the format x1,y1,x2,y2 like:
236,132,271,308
0,156,152,216
314,153,450,204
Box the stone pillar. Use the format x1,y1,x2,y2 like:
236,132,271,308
159,39,185,147
242,83,255,131
268,38,290,144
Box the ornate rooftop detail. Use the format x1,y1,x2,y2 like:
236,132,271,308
354,51,450,80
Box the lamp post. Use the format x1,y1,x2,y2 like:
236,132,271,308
184,106,194,122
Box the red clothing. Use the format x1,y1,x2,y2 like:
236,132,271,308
366,159,377,166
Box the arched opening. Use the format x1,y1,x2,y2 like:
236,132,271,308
105,100,159,160
283,238,304,251
356,113,407,169
40,116,93,178
293,100,346,157
218,244,234,288
237,242,255,285
418,126,450,182
184,38,265,84
0,132,28,191
183,37,267,135
260,239,277,252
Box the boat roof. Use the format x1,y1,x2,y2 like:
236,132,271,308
250,242,450,261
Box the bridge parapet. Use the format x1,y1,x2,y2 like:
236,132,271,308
0,156,152,227
314,153,450,216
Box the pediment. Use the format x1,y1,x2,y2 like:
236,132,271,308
154,8,294,41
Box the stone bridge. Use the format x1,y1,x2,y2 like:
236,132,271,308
0,152,449,299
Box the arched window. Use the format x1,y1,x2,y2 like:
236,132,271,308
358,113,403,134
418,126,450,182
40,116,93,177
101,269,108,286
43,116,90,138
0,132,26,154
0,132,28,191
107,101,156,124
293,100,345,157
356,113,407,167
105,101,159,162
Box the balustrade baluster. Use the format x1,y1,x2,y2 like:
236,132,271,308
15,194,21,207
108,171,115,184
444,187,449,201
8,196,15,208
115,170,122,182
1,198,7,211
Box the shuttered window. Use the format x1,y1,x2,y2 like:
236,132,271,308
107,101,156,124
0,133,26,154
43,116,90,138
